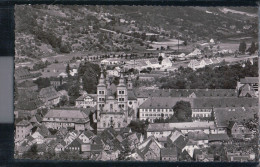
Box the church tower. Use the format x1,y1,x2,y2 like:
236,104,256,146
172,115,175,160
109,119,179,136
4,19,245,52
117,72,128,111
127,74,133,90
97,70,106,120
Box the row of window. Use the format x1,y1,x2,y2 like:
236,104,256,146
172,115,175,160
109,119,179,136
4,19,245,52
140,109,173,112
141,113,173,117
118,98,125,102
99,98,105,102
98,91,105,95
77,101,94,104
118,90,125,95
192,109,212,112
192,113,211,117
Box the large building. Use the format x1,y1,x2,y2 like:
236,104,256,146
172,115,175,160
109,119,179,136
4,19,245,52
42,108,90,131
96,71,135,132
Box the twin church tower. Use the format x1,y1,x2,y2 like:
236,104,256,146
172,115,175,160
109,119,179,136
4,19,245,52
96,69,134,132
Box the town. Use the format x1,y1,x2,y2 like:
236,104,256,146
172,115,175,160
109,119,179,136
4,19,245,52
14,5,258,162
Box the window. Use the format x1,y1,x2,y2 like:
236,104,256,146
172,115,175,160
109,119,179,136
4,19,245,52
118,123,121,128
103,122,106,128
129,101,132,105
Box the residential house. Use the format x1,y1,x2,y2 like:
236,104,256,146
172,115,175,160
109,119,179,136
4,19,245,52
15,67,33,81
50,77,63,89
17,80,38,91
42,108,90,130
160,147,178,161
208,134,229,145
75,93,97,108
237,77,258,91
147,121,216,137
193,148,214,162
227,151,255,162
15,120,33,142
227,121,252,140
39,86,61,106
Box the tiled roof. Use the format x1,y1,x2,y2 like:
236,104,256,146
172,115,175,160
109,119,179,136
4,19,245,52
161,147,178,157
15,98,44,111
44,109,89,122
16,120,31,126
208,134,229,142
214,107,257,127
133,89,237,98
147,121,215,132
39,86,60,101
240,77,258,84
128,90,137,100
18,80,37,88
139,97,193,109
187,131,209,141
193,97,258,108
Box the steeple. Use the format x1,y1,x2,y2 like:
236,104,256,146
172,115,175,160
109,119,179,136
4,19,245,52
98,69,106,87
118,70,125,87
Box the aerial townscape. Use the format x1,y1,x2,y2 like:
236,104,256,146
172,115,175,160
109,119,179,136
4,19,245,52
14,5,258,162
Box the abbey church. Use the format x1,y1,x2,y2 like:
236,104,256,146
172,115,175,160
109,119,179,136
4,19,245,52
95,71,136,132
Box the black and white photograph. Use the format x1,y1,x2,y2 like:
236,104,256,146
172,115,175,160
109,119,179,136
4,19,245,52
14,5,258,162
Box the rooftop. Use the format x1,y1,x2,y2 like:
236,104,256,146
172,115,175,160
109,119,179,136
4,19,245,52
147,121,216,132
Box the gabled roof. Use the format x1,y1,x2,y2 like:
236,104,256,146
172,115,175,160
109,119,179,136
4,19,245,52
161,147,178,157
18,80,37,88
214,107,257,128
44,108,89,121
147,121,215,132
208,134,229,142
128,90,137,100
240,77,258,84
39,86,60,101
16,120,31,126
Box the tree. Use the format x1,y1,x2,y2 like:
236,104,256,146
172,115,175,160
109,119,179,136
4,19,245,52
239,41,247,54
247,41,257,55
173,101,192,122
158,56,163,65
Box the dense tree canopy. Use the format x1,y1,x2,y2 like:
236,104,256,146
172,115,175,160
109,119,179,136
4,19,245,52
173,101,192,122
77,62,101,94
160,59,258,89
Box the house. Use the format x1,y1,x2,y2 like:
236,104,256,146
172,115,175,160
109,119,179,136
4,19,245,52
15,67,33,81
208,134,229,145
238,84,257,97
106,69,120,77
128,149,145,161
160,147,178,161
75,93,97,108
17,80,38,91
186,131,209,147
227,121,252,140
31,124,50,144
15,120,33,142
227,151,255,162
101,58,124,65
39,86,61,106
187,48,202,57
58,72,68,78
193,148,214,162
182,140,200,158
138,136,163,161
214,107,257,134
66,138,82,152
42,108,90,130
237,77,258,91
50,77,63,88
147,121,216,137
